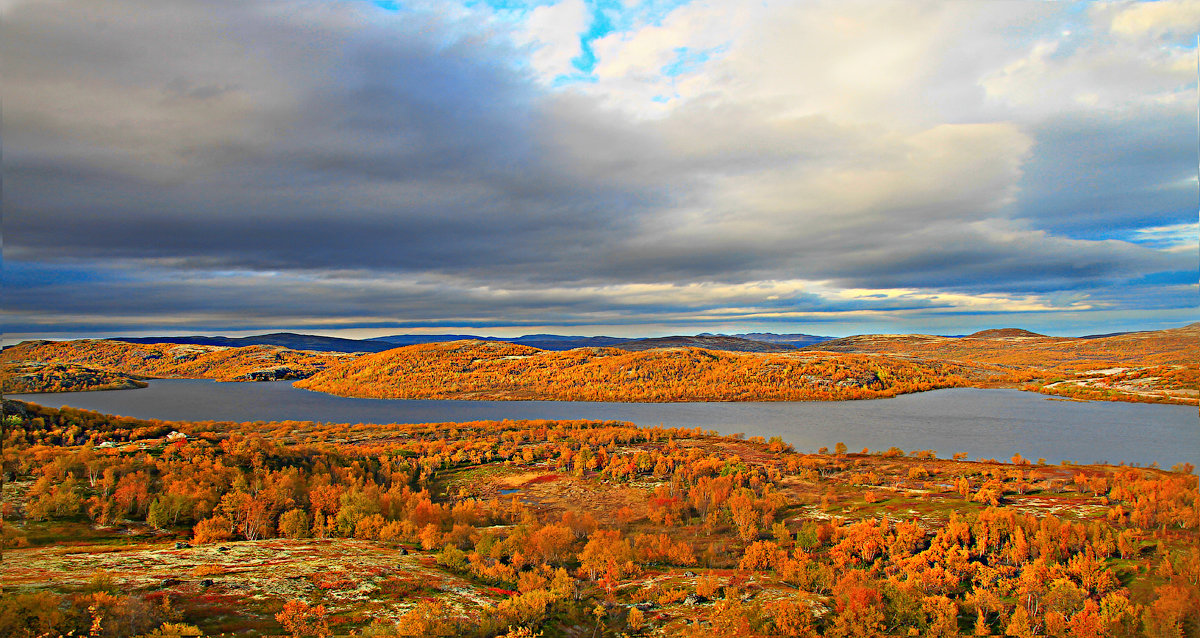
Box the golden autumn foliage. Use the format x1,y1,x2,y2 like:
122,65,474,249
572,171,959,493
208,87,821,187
4,323,1195,406
0,339,353,385
295,340,972,402
275,599,330,638
813,323,1200,369
1,399,1198,637
811,323,1200,405
0,361,147,393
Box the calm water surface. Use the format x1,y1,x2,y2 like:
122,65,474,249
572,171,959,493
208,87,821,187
10,380,1197,467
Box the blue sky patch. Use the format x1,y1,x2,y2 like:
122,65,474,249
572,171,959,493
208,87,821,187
1128,270,1200,286
571,0,621,73
661,45,724,77
465,0,557,12
3,260,127,289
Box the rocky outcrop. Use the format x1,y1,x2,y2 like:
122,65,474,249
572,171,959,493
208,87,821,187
230,365,309,382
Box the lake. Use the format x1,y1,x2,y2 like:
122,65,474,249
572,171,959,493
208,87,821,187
9,380,1197,468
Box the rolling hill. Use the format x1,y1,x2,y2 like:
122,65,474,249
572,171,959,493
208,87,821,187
5,323,1194,405
0,339,356,387
806,323,1199,368
805,323,1200,405
294,339,970,402
0,361,148,393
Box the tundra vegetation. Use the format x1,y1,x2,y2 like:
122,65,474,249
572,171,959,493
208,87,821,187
0,340,354,388
292,341,972,402
810,324,1200,407
0,401,1197,637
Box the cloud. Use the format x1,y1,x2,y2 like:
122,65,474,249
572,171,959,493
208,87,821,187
3,0,1195,339
0,260,1109,338
1131,222,1200,252
981,29,1193,117
517,0,590,81
5,0,654,280
1108,0,1200,40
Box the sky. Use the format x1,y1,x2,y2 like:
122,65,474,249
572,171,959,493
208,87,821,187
2,0,1198,343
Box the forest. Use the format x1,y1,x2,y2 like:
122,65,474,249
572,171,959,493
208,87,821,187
1,400,1197,637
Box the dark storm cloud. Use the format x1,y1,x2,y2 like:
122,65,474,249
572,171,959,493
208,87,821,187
4,0,661,284
1014,107,1197,239
802,224,1188,294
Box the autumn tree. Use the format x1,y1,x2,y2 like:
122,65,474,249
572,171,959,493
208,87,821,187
275,599,329,638
827,571,885,638
765,599,819,637
0,591,68,638
192,516,233,545
393,599,457,636
278,508,310,539
578,530,637,582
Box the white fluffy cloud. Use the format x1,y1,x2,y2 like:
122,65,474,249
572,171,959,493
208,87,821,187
516,0,590,81
1108,0,1200,39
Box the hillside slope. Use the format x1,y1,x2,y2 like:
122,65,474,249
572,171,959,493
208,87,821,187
294,340,970,402
807,323,1199,368
0,361,148,393
0,339,357,384
806,323,1200,405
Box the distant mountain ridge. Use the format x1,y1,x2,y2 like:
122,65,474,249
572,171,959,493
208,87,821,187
112,332,399,353
109,331,835,353
369,334,631,350
617,335,799,353
706,332,834,348
102,325,1195,357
